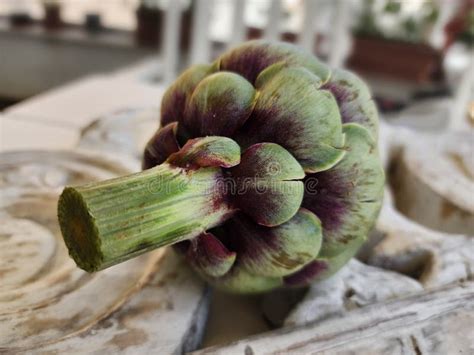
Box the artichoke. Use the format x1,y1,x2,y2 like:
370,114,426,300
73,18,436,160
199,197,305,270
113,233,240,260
58,41,384,293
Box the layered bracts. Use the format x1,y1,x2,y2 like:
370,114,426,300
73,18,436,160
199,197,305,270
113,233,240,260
58,41,384,293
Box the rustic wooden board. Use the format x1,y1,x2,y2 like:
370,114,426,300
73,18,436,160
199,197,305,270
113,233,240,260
0,115,80,152
389,130,474,235
193,283,474,355
78,107,159,162
0,151,209,353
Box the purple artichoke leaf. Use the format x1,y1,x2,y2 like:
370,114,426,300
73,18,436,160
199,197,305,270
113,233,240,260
161,63,218,126
303,123,385,259
187,232,236,278
323,68,379,139
235,66,346,173
223,209,322,278
183,72,257,138
142,122,180,170
284,237,366,287
230,143,305,226
210,265,282,294
167,136,241,169
218,40,331,84
283,259,328,287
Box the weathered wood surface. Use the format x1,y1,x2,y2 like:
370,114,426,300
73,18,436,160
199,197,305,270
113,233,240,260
0,151,209,353
284,259,423,326
369,188,473,288
78,107,159,163
193,283,474,355
389,130,473,235
3,109,472,353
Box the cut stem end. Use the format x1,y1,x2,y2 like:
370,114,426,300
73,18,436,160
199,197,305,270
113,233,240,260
58,163,234,272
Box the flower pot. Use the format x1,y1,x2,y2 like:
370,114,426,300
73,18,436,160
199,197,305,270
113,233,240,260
348,36,444,83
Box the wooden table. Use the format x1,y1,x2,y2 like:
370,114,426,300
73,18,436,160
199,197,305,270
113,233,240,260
1,61,473,354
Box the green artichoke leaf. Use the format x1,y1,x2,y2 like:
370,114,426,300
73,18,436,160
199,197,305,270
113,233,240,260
167,136,241,169
236,66,346,173
283,236,365,287
186,232,236,278
324,68,379,139
184,72,257,137
218,40,331,84
302,123,384,258
230,143,305,226
254,61,323,89
143,122,180,169
225,209,322,278
161,64,217,126
210,266,282,294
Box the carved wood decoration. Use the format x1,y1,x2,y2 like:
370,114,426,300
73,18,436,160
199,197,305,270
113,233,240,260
193,283,473,354
2,109,473,353
79,113,474,353
388,130,473,235
78,107,159,163
0,151,209,353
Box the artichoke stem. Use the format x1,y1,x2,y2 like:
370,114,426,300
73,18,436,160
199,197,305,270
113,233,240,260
58,163,234,272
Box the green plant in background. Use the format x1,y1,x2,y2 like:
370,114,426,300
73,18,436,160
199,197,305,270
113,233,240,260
58,41,384,293
458,8,474,46
355,0,439,43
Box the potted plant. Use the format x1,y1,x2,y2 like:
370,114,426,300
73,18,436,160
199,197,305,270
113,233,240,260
349,0,443,84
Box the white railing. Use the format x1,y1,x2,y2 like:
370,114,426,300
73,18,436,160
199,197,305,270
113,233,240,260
161,0,352,83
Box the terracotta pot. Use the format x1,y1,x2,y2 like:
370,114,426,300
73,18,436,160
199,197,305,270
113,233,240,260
43,4,62,30
348,36,444,83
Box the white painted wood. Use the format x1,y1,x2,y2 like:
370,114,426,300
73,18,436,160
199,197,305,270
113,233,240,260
5,76,165,129
285,259,423,326
193,283,474,354
163,0,182,83
0,150,209,353
449,58,474,131
264,0,282,42
382,125,474,235
371,189,473,288
0,115,79,152
298,0,318,53
362,124,474,288
78,107,159,164
190,0,213,65
228,0,246,49
328,0,351,68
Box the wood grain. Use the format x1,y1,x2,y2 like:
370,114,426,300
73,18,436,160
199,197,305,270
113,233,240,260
193,282,474,355
0,151,208,353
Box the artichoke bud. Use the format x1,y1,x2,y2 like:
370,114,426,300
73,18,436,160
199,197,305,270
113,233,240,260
59,40,384,293
144,40,384,293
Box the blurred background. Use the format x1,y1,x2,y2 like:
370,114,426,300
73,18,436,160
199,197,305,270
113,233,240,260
0,0,472,347
0,0,472,131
